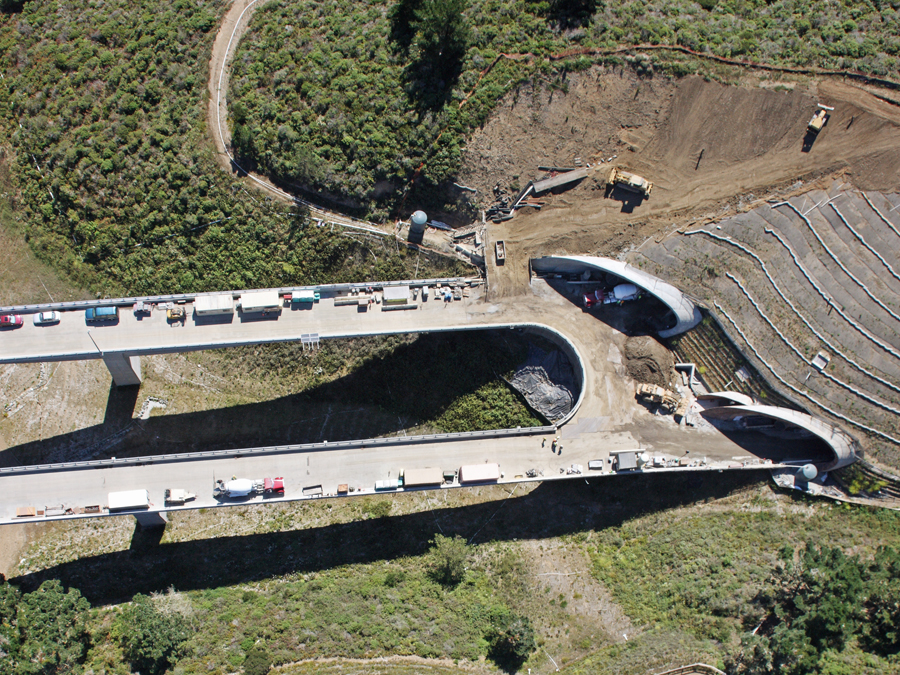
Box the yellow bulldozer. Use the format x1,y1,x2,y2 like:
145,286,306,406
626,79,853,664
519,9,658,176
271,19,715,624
608,167,653,197
636,382,680,414
807,104,834,134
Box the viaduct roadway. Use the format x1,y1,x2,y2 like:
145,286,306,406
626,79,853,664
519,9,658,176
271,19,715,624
0,276,834,525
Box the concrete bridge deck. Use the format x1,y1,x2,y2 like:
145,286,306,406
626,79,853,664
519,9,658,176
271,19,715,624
0,272,851,526
2,410,796,526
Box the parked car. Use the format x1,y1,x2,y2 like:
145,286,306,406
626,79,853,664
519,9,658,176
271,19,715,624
0,314,23,328
85,306,118,322
33,311,60,325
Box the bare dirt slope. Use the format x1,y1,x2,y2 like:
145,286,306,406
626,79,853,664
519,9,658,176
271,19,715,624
463,68,900,298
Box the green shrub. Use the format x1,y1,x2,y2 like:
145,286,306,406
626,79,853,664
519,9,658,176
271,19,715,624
486,607,537,672
363,500,393,519
243,645,272,675
429,534,469,586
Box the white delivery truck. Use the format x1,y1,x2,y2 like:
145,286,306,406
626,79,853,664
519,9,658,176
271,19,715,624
401,467,444,488
237,291,281,313
194,294,234,315
458,463,501,484
108,490,151,512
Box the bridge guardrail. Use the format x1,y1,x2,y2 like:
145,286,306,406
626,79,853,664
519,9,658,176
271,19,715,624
0,425,558,476
0,277,480,314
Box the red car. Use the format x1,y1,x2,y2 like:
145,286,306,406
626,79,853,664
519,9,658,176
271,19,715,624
0,314,23,328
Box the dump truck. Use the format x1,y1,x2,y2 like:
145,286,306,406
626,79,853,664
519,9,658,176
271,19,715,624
608,167,652,197
636,383,680,414
164,488,197,505
495,241,506,263
213,477,285,498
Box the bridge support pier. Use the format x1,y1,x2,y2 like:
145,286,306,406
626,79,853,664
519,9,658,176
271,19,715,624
135,511,168,528
102,354,142,386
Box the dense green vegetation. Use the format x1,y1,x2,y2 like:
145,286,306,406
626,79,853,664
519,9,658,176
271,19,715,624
0,580,187,675
222,330,543,433
592,500,900,673
2,537,536,674
0,0,467,296
0,579,90,674
727,543,900,674
231,0,900,217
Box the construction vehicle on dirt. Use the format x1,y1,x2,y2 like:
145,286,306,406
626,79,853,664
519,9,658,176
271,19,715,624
807,104,834,134
636,382,680,414
608,167,653,197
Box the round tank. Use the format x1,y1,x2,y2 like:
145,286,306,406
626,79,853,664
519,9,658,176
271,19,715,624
637,452,650,468
410,210,428,235
798,464,818,482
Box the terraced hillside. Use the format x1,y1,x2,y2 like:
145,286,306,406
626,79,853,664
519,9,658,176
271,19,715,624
632,185,900,468
667,315,796,409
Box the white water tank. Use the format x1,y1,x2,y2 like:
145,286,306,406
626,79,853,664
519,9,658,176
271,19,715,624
637,452,651,468
410,210,428,236
798,464,818,482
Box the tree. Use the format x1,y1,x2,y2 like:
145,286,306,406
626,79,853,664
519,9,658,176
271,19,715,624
412,0,470,64
486,608,536,673
405,0,470,109
728,543,869,675
14,579,91,675
428,534,468,586
115,594,189,675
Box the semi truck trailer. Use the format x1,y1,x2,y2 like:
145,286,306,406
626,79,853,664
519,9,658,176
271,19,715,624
108,489,150,511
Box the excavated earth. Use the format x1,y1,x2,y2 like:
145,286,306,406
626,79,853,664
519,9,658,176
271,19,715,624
463,67,900,299
624,335,675,389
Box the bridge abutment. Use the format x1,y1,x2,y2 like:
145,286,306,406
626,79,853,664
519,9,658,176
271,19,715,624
134,511,168,528
102,354,142,386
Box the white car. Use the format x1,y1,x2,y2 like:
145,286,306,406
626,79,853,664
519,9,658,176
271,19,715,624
33,311,61,325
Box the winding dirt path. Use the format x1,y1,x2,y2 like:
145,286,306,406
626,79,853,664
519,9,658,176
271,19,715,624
205,0,418,243
206,0,295,203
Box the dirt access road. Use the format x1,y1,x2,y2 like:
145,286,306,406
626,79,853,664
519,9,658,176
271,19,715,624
464,70,900,298
207,0,272,178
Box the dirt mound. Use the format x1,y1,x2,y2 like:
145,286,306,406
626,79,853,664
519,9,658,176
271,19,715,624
464,67,900,298
624,336,674,387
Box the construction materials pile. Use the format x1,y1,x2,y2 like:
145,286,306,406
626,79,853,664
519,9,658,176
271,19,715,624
486,182,514,223
507,345,577,422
